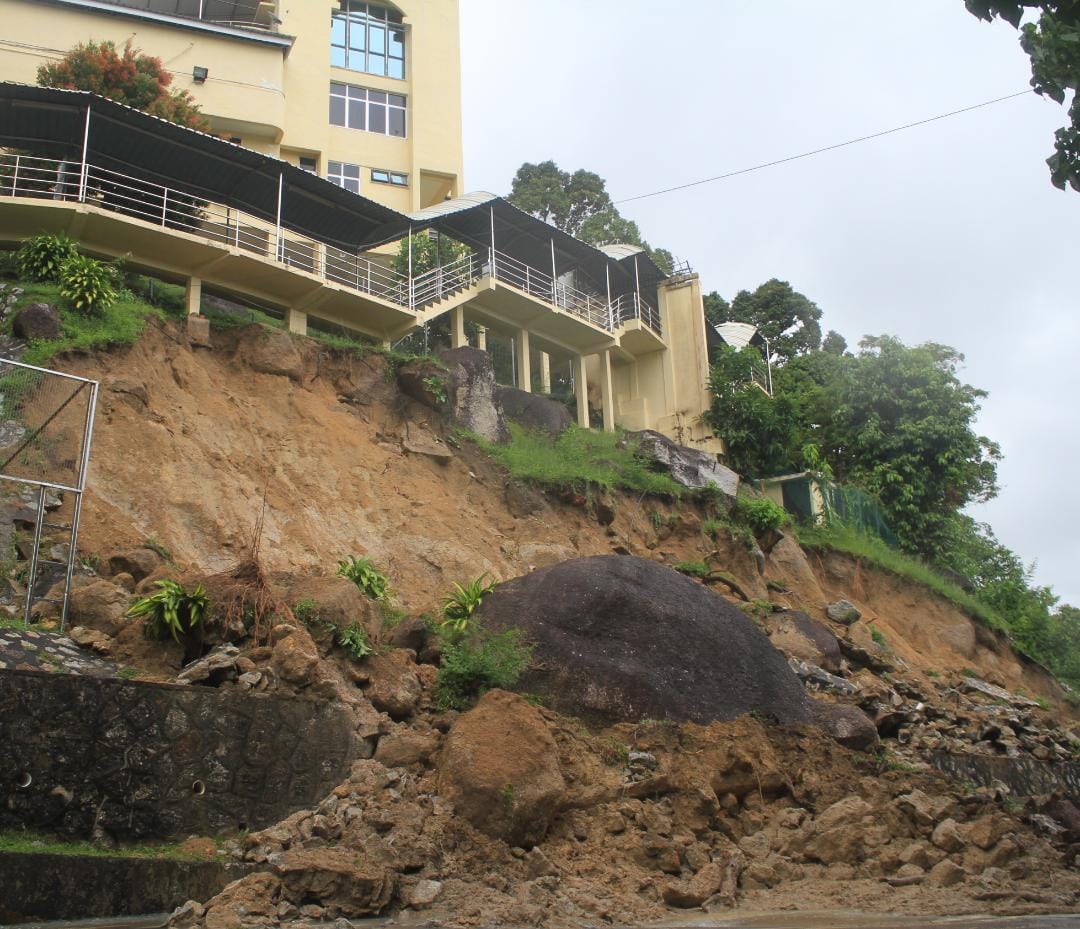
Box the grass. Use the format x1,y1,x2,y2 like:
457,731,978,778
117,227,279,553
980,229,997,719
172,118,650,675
0,829,209,860
8,283,169,367
796,520,1006,632
470,423,683,497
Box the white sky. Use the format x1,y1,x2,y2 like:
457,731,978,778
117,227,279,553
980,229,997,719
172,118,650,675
460,0,1080,606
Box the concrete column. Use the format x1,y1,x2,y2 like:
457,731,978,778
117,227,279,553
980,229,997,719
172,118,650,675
285,308,307,335
450,306,467,349
185,277,202,316
539,351,551,394
476,326,487,350
572,354,589,428
515,328,531,392
599,349,615,433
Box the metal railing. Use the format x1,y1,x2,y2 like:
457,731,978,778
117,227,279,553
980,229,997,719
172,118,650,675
0,153,412,308
411,252,481,309
613,293,662,336
489,249,611,330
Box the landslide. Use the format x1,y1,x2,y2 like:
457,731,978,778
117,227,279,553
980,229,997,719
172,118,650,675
56,319,1069,706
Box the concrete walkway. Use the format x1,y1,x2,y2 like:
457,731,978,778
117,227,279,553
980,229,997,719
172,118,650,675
0,626,117,676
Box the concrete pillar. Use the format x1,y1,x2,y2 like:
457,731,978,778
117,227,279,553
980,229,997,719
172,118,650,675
572,354,589,428
515,328,531,392
539,351,551,394
285,308,307,335
476,326,487,350
450,306,466,349
599,349,615,433
185,277,202,316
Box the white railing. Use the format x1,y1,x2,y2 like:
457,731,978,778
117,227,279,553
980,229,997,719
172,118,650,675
0,153,412,308
613,293,662,336
489,248,611,330
411,251,481,309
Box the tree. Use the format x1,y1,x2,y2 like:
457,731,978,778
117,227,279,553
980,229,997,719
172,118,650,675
725,279,823,363
38,40,208,131
703,291,731,328
507,160,673,273
822,330,848,355
965,2,1080,190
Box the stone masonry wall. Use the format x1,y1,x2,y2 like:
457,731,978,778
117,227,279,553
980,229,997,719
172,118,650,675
930,750,1080,797
0,669,357,840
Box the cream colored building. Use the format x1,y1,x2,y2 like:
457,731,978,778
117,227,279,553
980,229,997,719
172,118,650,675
0,0,463,212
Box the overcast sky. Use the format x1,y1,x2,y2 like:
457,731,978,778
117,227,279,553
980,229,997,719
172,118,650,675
459,0,1079,606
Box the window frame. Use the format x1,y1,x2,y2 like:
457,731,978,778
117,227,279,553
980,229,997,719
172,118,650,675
330,82,407,139
327,160,362,194
331,2,406,80
371,168,409,187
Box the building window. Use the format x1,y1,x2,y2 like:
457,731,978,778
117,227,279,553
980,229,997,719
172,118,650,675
371,169,408,186
331,2,405,80
298,156,318,173
330,82,406,138
328,161,362,194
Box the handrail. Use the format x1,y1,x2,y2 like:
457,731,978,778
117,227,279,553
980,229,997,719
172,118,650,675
489,248,611,330
411,252,481,309
613,293,662,336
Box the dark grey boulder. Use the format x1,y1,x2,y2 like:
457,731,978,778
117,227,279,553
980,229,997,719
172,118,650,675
496,385,571,438
12,302,61,342
476,554,812,726
809,700,880,752
626,429,739,498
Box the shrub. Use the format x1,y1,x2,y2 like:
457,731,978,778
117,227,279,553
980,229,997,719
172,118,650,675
336,556,389,600
128,579,208,643
673,561,710,578
870,626,888,648
16,233,78,283
337,622,373,660
440,574,497,634
435,625,532,710
60,254,119,315
735,495,788,537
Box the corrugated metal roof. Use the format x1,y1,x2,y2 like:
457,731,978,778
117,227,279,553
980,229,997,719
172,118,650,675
598,244,645,260
407,191,500,222
714,321,759,349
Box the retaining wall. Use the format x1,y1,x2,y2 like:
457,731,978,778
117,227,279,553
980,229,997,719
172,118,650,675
930,750,1080,797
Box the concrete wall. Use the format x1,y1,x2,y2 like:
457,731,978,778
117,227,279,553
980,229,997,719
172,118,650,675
0,0,464,210
930,750,1080,797
0,669,357,840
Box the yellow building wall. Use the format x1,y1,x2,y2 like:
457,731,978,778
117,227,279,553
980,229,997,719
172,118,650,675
0,0,463,212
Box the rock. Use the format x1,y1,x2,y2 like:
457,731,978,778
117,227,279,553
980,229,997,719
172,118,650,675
899,841,936,870
625,429,739,498
437,690,566,847
271,627,320,687
809,700,879,751
524,847,558,879
363,649,423,720
496,385,572,438
403,421,453,461
109,378,149,411
662,849,744,908
764,610,843,671
177,645,241,685
67,578,131,637
407,347,510,444
12,302,61,341
896,790,951,831
789,658,858,696
242,327,305,382
826,599,861,624
68,625,113,654
960,677,1041,708
505,480,548,519
968,813,1012,851
275,847,394,916
476,555,812,726
927,859,967,887
931,818,966,853
388,615,429,654
283,575,382,647
107,548,163,582
765,535,828,605
374,729,439,767
406,879,442,909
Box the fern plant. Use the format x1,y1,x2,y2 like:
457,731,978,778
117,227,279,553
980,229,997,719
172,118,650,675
16,233,78,282
336,556,389,600
440,573,497,634
59,254,119,315
337,622,373,660
128,579,209,643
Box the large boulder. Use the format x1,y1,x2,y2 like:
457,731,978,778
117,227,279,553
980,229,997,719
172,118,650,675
12,302,61,342
67,578,131,637
437,690,566,847
280,575,382,651
239,327,304,382
400,348,509,443
625,430,739,498
763,610,842,671
809,700,879,752
496,385,572,438
476,555,812,725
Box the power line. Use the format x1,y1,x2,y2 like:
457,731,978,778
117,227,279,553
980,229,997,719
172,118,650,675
614,89,1034,205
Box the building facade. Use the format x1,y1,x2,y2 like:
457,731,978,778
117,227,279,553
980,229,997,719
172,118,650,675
0,0,463,212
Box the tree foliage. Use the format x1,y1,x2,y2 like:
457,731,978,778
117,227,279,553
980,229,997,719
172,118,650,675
705,279,823,363
507,160,673,273
965,1,1080,190
38,40,209,131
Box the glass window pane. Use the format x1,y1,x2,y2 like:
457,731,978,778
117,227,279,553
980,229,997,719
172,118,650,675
348,98,366,129
388,57,404,79
349,24,365,51
368,90,387,104
388,93,405,107
329,161,342,174
367,53,385,75
389,29,403,57
369,26,385,54
345,179,360,193
344,164,361,178
389,108,405,137
391,173,407,185
329,96,346,125
387,7,402,23
331,82,346,95
369,104,386,134
331,14,346,45
372,170,389,183
347,84,365,100
331,45,346,68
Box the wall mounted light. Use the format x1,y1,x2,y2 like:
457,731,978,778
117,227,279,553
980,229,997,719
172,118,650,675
193,66,209,84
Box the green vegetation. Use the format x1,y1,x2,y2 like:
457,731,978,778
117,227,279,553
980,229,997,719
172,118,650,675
870,626,888,648
734,495,788,537
377,601,407,631
336,556,389,601
440,574,497,634
291,597,321,627
16,233,78,282
117,666,141,680
0,828,210,860
59,253,120,315
435,624,533,710
673,560,710,578
423,374,447,405
740,599,778,621
337,622,373,661
472,423,682,497
127,579,209,643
